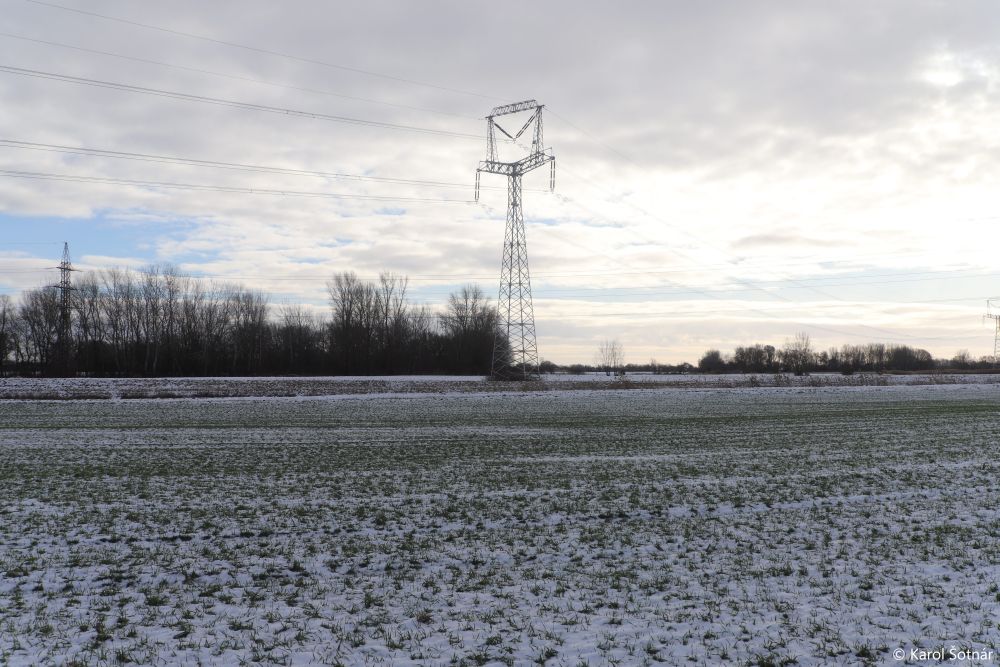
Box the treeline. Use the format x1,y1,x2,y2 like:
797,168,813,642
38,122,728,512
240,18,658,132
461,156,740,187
697,334,991,374
0,266,503,377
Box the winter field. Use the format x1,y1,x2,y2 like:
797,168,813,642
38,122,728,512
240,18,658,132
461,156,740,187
0,371,997,400
2,381,1000,665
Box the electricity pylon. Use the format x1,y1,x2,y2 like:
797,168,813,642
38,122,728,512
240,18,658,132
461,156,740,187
49,242,76,376
475,100,555,379
986,299,1000,368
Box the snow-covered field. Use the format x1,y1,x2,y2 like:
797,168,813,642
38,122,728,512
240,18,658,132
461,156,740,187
1,371,997,400
2,384,1000,665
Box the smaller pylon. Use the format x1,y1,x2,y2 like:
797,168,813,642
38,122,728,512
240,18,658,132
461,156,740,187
985,299,1000,368
49,242,76,376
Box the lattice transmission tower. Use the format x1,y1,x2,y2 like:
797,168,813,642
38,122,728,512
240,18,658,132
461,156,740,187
475,100,555,379
50,242,76,376
986,299,1000,368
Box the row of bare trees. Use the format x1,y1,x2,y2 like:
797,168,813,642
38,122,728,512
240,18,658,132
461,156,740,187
0,266,503,377
325,272,500,375
699,334,945,374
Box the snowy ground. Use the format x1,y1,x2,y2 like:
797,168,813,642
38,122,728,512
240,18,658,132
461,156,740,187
2,384,1000,665
0,371,997,400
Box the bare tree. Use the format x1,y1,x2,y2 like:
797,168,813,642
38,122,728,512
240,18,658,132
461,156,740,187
278,303,309,371
597,339,624,376
161,266,185,375
327,272,366,373
952,349,972,370
781,332,813,375
18,288,61,372
0,295,11,377
698,349,726,373
140,266,165,375
2,268,526,377
442,284,499,373
378,272,409,372
230,288,268,374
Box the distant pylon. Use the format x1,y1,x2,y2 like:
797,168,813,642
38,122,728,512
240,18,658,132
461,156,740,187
50,242,76,376
986,299,1000,368
475,100,555,379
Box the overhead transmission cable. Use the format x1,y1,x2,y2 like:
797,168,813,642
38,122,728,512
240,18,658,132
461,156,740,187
2,264,997,291
24,0,499,101
0,170,473,203
407,269,1000,299
27,0,921,336
0,32,477,120
0,65,486,140
0,139,545,192
0,134,973,342
22,0,964,306
9,246,956,281
11,2,981,342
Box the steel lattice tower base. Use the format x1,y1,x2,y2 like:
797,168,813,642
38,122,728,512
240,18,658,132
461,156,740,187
492,173,538,379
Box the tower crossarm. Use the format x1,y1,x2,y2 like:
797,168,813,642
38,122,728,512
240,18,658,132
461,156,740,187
477,150,554,176
488,100,541,117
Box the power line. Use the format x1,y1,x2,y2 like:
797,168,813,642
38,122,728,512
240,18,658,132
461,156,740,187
1,5,984,348
0,35,980,346
24,0,499,101
0,260,968,282
2,210,989,301
546,108,641,168
0,31,478,121
413,270,1000,300
18,0,980,344
16,3,975,344
0,169,474,203
0,65,485,140
9,266,988,316
0,242,955,281
0,139,527,192
1,265,996,289
3,261,993,313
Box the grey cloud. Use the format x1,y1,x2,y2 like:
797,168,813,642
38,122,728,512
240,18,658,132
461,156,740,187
732,231,848,250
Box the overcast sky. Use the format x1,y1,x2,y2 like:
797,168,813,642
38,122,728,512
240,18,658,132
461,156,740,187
3,0,1000,363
